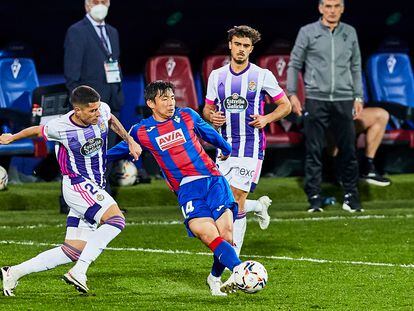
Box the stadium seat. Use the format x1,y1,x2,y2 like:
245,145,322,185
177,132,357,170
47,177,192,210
201,55,231,86
257,54,304,147
367,53,414,108
146,55,199,110
121,74,146,130
0,58,39,156
359,70,414,148
257,55,305,105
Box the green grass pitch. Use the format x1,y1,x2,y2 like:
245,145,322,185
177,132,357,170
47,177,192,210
1,176,414,310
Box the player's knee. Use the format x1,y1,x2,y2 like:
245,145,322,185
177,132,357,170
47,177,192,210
104,215,126,231
61,242,83,262
378,109,389,125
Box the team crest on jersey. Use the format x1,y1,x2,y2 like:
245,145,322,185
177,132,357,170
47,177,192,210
80,138,104,157
223,93,248,113
248,81,257,92
98,121,106,133
155,128,186,151
173,116,181,123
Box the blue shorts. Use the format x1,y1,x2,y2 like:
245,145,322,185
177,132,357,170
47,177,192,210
177,176,238,237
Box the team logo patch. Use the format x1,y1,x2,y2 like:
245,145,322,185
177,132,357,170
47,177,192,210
80,138,104,157
98,122,106,133
387,54,396,74
11,59,21,79
155,128,186,151
223,93,248,113
96,194,104,201
248,81,257,92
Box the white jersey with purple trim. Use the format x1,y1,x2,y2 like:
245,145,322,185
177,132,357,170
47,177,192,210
42,102,111,188
205,62,285,160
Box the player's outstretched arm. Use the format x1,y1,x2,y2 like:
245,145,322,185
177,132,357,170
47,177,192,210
0,126,42,145
109,114,142,161
192,110,231,156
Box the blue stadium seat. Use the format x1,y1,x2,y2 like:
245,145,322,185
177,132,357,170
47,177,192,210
0,58,39,112
120,74,145,130
364,59,414,147
0,58,39,156
367,53,414,108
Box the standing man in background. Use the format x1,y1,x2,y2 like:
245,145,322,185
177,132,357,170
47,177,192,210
287,0,364,212
64,0,123,148
203,25,292,256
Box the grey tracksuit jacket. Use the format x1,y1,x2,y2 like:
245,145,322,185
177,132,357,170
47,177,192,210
287,20,364,102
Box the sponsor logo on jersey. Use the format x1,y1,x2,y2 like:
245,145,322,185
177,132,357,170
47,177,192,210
155,128,186,151
248,80,257,92
96,194,104,201
80,138,104,157
173,116,181,123
223,93,248,113
146,126,156,132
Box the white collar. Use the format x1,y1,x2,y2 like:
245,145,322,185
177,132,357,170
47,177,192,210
86,13,106,27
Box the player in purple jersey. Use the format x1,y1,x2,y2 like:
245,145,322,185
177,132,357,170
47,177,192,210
108,81,252,295
0,86,141,296
203,26,292,256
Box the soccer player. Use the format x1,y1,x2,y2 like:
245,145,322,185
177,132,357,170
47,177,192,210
107,81,244,296
0,86,141,296
203,25,292,255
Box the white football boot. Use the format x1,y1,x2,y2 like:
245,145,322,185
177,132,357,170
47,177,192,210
206,274,227,296
63,269,89,293
220,263,243,294
255,196,272,230
1,266,19,296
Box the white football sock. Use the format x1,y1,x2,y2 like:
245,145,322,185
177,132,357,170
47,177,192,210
11,246,72,279
244,199,262,213
232,216,247,257
71,224,121,276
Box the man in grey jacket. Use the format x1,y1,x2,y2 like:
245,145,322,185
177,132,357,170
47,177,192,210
287,0,363,212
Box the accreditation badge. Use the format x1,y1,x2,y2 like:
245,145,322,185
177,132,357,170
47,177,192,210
104,59,121,83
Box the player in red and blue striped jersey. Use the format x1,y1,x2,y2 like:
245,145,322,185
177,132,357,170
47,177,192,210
107,81,245,295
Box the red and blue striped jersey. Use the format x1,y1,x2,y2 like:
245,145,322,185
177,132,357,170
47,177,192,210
107,107,231,192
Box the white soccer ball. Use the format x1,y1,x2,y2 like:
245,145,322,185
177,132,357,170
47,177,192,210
110,160,138,186
0,166,8,191
234,260,268,293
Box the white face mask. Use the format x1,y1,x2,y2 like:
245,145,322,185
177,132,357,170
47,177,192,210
89,4,108,21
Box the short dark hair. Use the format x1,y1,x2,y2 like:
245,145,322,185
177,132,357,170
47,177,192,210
144,80,175,102
227,25,261,45
71,85,100,107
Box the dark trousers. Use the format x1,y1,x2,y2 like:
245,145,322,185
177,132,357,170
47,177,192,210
303,99,359,197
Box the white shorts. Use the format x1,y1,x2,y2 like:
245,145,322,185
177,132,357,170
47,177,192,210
216,156,263,192
62,177,117,241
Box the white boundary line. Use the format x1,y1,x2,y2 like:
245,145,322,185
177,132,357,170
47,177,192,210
0,214,413,230
1,240,414,269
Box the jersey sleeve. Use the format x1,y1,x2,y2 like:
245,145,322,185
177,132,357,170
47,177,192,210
189,109,232,156
42,118,62,142
263,69,285,102
106,123,141,163
205,71,217,105
100,102,112,121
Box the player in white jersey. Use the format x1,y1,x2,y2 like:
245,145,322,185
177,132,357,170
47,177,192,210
203,26,292,260
0,86,141,296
